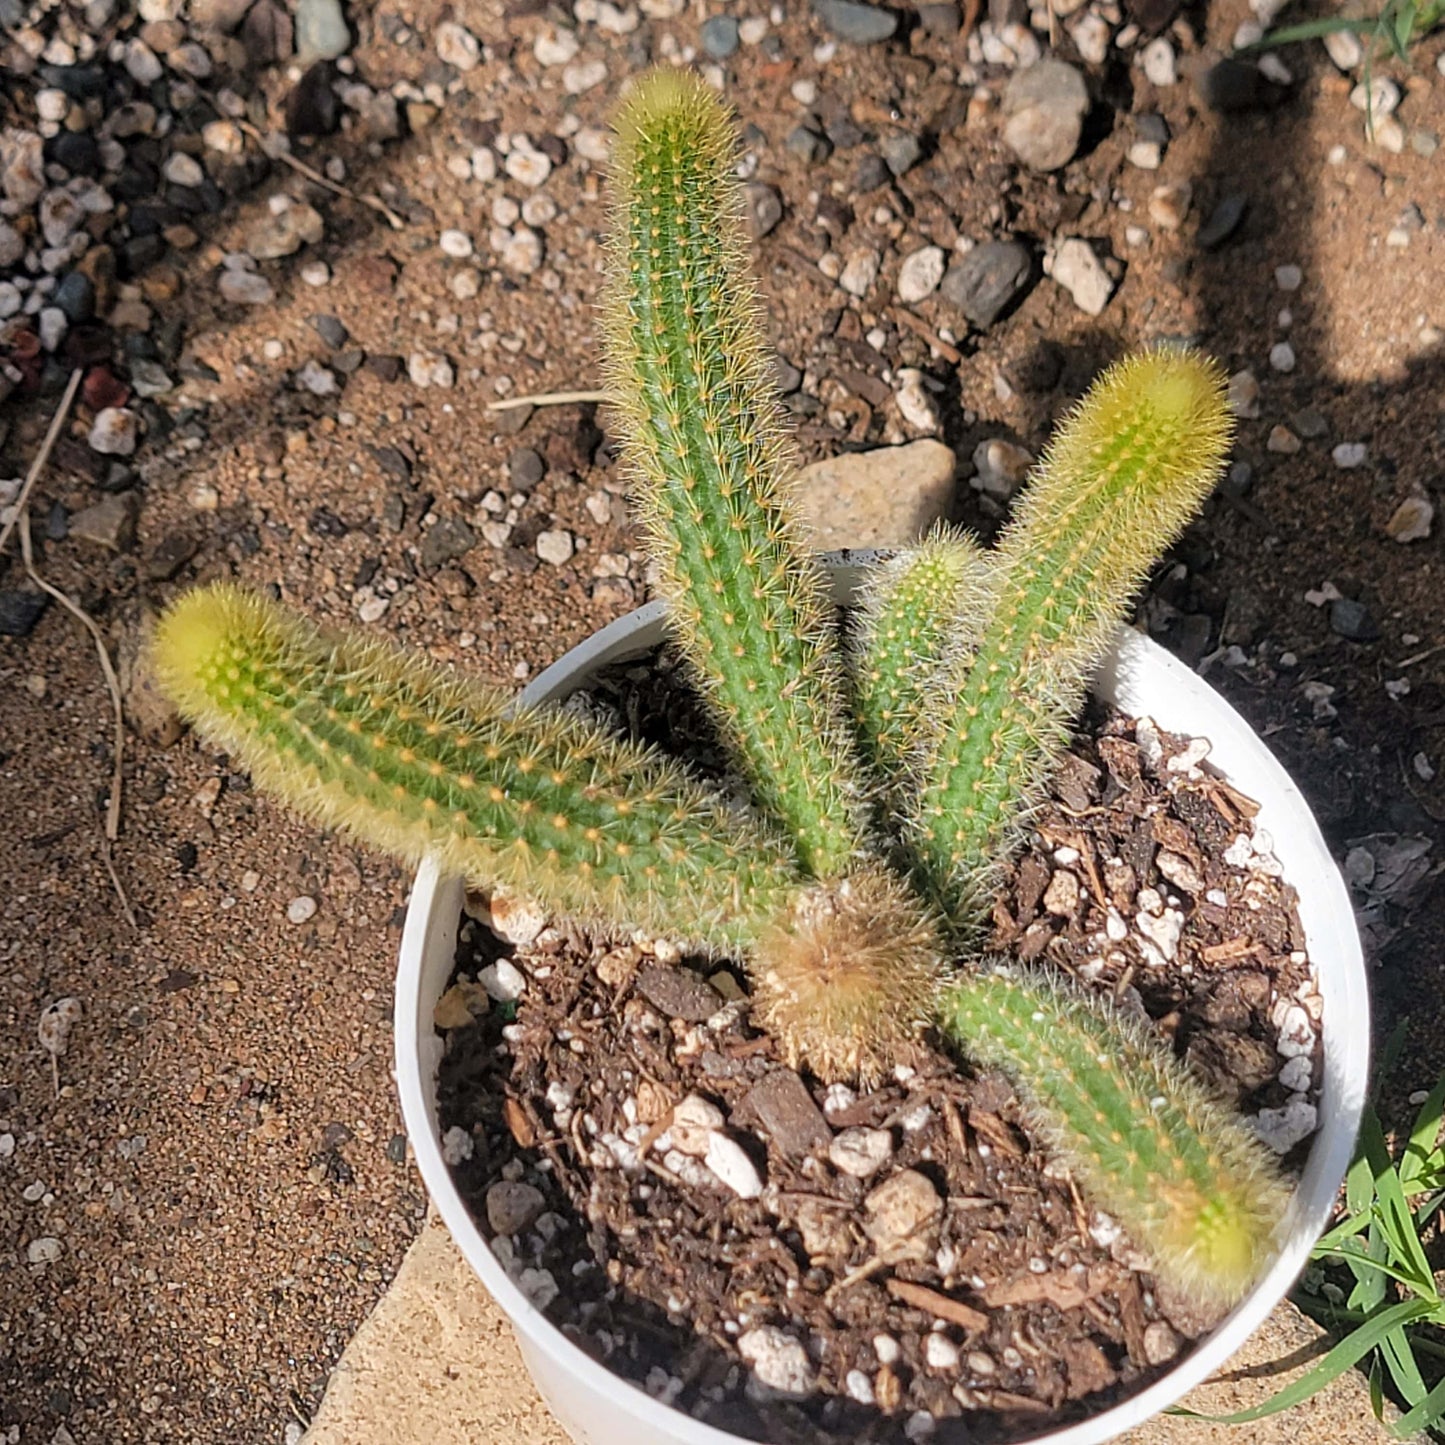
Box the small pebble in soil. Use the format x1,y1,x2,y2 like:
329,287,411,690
479,959,526,1002
1332,441,1368,469
287,895,317,924
486,1180,545,1235
939,239,1036,328
738,1326,817,1397
705,1132,764,1198
829,1126,894,1178
1387,494,1434,543
1001,59,1090,172
1049,238,1116,315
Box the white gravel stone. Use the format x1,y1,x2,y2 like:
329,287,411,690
705,1132,764,1198
27,1237,64,1266
536,529,575,565
88,407,139,456
502,228,544,275
287,895,318,924
970,438,1034,499
895,370,940,433
436,19,481,69
1332,441,1368,469
1253,1097,1317,1154
1269,341,1296,373
39,307,68,356
1279,1055,1313,1092
738,1327,816,1396
1049,238,1115,315
124,38,163,83
521,193,557,227
1069,12,1110,63
1140,37,1177,85
574,126,611,162
1323,29,1363,70
479,959,527,1002
1044,869,1080,916
1275,263,1303,291
563,58,608,94
407,351,455,389
534,24,580,66
845,1369,875,1404
36,89,69,123
896,244,945,303
1350,76,1400,117
1148,181,1192,231
829,1127,894,1178
300,261,331,286
925,1334,960,1371
839,248,880,298
439,228,474,258
218,270,274,305
667,1094,725,1155
505,147,553,188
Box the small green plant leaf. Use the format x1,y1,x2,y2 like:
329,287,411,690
1167,1298,1438,1424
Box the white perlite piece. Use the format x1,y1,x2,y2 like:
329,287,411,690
1254,1097,1318,1154
478,960,526,1002
845,1369,875,1404
829,1127,893,1179
286,895,318,924
738,1327,817,1396
1136,905,1183,964
705,1132,764,1198
27,1236,64,1266
440,1125,474,1164
1276,1004,1316,1058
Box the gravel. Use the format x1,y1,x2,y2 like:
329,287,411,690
939,239,1035,328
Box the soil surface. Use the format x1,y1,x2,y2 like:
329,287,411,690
435,654,1319,1442
1,0,1442,1439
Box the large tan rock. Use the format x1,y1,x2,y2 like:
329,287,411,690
795,439,956,551
304,1214,1394,1445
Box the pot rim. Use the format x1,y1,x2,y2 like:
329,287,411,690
394,553,1369,1445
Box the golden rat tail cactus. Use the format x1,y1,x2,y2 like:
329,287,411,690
153,70,1295,1310
911,351,1233,926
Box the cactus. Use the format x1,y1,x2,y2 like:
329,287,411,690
151,72,1296,1311
601,70,868,882
940,968,1289,1306
849,532,994,785
152,584,808,952
911,351,1233,925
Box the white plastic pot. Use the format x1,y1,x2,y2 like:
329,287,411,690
395,553,1370,1445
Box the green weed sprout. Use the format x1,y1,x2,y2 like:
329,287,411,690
154,69,1291,1309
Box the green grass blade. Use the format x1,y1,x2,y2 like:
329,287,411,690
1166,1298,1437,1424
1365,1113,1437,1295
1380,1325,1429,1405
1392,1370,1445,1437
1401,1074,1445,1191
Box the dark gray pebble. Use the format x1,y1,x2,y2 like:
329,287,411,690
1196,193,1248,251
1330,598,1380,642
700,14,740,57
939,239,1036,329
0,591,50,637
813,0,899,44
308,313,350,349
785,125,832,163
508,446,545,491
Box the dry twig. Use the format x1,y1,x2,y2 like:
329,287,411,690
7,370,137,929
486,389,609,411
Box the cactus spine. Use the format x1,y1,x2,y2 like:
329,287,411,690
912,352,1233,923
602,70,868,881
939,968,1288,1306
152,584,808,952
849,532,993,783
